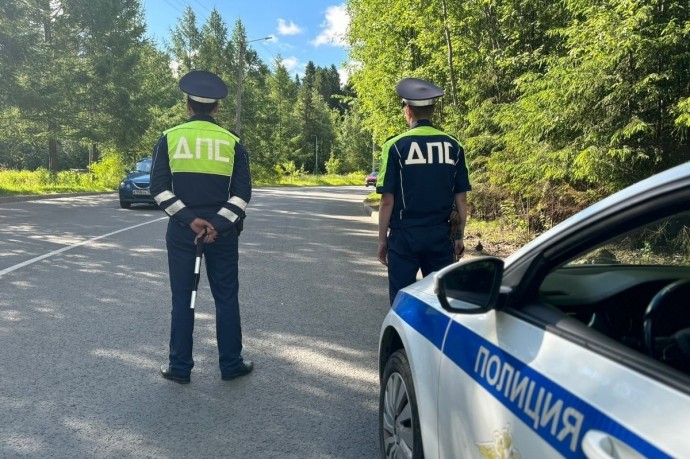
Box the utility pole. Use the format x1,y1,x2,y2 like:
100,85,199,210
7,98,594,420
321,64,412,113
235,36,271,135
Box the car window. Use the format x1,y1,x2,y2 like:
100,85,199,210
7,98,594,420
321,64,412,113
539,209,690,380
566,212,690,267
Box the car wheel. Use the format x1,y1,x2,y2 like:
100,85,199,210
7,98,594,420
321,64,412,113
120,201,131,209
379,349,424,459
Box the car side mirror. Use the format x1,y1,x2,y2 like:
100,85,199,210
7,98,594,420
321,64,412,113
434,257,504,313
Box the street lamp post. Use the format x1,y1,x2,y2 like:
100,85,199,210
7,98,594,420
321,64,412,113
235,36,271,135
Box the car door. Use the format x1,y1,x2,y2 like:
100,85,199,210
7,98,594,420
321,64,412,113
437,307,690,458
436,206,690,458
437,307,581,458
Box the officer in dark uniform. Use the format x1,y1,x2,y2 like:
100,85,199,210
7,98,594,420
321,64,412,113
376,77,471,305
150,70,253,384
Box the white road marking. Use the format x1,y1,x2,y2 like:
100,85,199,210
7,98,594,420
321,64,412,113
0,217,167,278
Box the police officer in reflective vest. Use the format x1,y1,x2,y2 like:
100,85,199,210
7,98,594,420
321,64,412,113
376,78,471,305
151,70,253,384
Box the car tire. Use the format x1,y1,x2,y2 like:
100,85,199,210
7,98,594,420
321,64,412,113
379,349,424,459
120,201,131,209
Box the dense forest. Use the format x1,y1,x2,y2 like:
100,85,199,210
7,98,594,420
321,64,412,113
0,0,372,182
348,0,690,228
2,0,690,228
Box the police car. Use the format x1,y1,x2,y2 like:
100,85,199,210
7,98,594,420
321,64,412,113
378,162,690,458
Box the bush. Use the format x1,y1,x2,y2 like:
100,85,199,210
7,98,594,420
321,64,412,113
273,161,302,184
325,154,342,175
89,154,126,189
347,171,367,184
251,164,280,186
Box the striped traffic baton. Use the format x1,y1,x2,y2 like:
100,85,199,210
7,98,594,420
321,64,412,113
190,228,206,309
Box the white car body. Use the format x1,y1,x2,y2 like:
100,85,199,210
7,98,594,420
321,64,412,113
378,162,690,459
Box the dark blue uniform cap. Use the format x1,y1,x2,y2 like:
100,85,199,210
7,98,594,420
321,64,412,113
179,70,228,103
396,78,444,106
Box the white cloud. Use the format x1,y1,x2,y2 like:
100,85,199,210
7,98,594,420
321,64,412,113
281,57,300,73
338,67,349,85
277,19,303,36
313,4,350,48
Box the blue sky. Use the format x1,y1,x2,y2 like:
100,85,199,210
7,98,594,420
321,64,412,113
141,0,351,81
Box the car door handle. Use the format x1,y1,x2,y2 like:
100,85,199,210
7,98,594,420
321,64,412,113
582,430,645,459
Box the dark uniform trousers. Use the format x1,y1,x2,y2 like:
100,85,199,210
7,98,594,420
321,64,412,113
166,220,243,377
387,223,454,305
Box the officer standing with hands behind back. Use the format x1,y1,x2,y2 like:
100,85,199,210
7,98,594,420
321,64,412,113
376,78,471,305
150,70,253,384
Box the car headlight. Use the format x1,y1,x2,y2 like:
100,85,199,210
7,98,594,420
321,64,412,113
120,181,130,189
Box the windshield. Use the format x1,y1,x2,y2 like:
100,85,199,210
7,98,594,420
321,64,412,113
134,159,152,173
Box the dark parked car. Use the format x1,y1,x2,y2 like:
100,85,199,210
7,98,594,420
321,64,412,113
365,171,379,187
118,157,156,209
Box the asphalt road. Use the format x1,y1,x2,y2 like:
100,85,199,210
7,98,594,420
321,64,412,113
0,187,389,458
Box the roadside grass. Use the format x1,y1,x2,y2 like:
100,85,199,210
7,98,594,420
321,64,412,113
0,168,366,196
256,172,365,187
0,169,113,195
464,219,532,258
364,191,380,204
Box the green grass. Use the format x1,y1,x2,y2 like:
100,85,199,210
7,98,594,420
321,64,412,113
363,192,380,204
255,173,365,187
0,169,114,195
0,168,366,196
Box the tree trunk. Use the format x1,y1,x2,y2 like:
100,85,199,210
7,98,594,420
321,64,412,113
440,0,458,106
90,143,99,164
49,138,58,171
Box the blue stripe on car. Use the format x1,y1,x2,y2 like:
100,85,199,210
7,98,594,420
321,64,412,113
393,292,451,350
392,291,672,459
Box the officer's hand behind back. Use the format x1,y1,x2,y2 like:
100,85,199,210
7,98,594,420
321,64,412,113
190,218,215,240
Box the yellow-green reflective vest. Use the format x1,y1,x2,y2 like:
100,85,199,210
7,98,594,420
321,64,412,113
164,120,238,177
